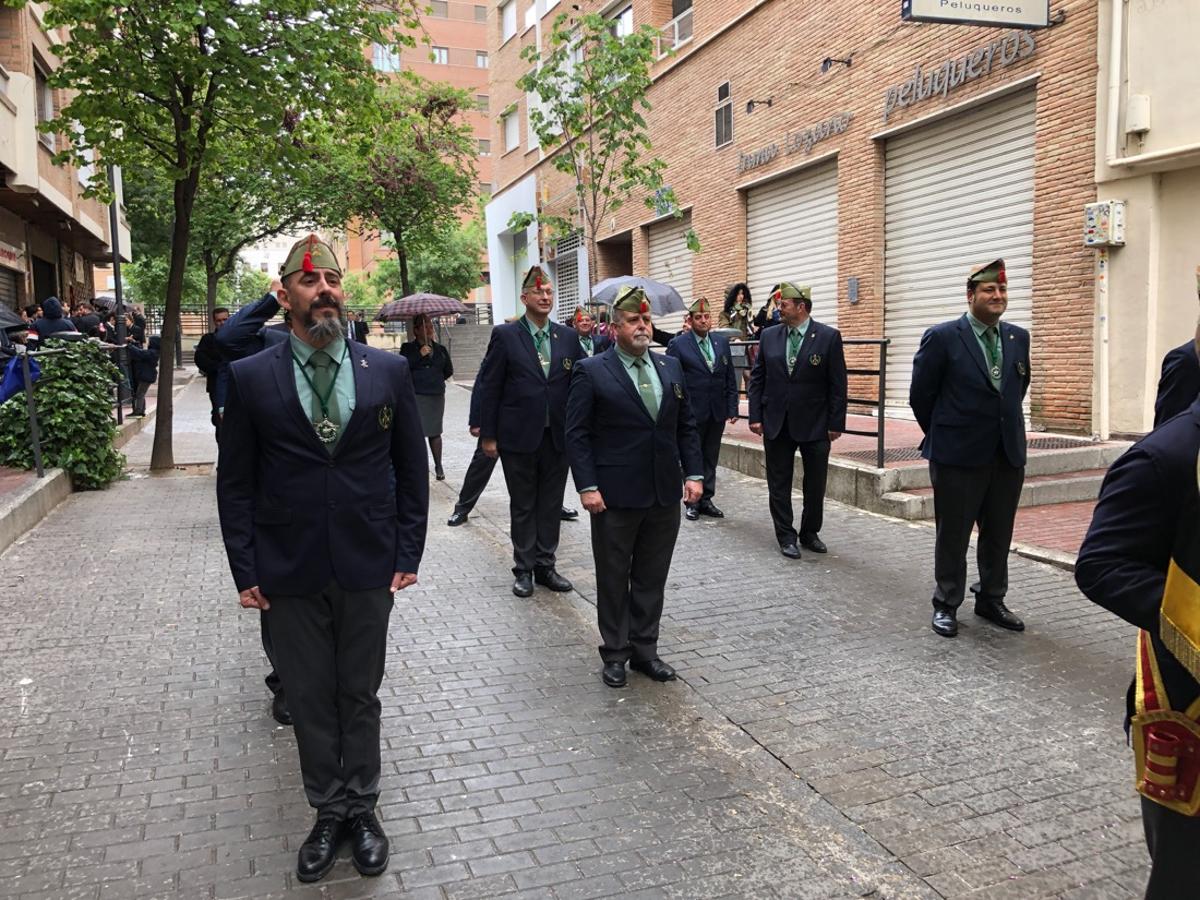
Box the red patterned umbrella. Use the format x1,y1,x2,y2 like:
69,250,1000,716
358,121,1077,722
375,293,467,321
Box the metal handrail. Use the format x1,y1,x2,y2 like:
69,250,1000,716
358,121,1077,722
727,336,891,469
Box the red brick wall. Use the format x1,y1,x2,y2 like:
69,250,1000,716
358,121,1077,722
490,0,1099,431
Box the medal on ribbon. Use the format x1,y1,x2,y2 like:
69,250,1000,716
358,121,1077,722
378,404,393,431
809,353,822,366
314,418,339,444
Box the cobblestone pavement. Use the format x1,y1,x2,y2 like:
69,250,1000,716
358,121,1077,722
0,380,1147,899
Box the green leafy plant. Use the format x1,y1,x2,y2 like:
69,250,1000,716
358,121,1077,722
0,341,126,489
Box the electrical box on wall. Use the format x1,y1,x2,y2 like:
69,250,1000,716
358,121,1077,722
1084,201,1126,247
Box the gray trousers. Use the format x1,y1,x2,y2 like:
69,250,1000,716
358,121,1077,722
1141,796,1200,899
929,453,1024,610
499,429,568,575
591,503,680,664
265,581,393,819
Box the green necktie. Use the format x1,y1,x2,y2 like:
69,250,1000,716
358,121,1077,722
309,350,342,437
700,337,714,369
533,329,550,377
633,356,659,420
787,328,801,374
984,326,1001,384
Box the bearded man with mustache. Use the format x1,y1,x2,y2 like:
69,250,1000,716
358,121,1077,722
216,235,428,884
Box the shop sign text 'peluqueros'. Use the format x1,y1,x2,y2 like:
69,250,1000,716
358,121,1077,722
901,0,1049,29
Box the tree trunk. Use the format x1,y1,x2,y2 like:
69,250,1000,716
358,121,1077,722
149,171,200,471
393,229,410,297
205,265,219,322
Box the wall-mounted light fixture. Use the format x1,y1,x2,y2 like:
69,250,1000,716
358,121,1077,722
746,97,773,114
820,56,852,73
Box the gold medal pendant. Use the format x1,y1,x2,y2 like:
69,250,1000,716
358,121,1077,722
314,417,339,444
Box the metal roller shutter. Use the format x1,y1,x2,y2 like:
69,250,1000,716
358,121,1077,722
883,90,1036,411
647,212,693,299
0,268,17,311
746,160,839,327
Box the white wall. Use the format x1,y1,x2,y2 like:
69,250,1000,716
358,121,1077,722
484,174,540,323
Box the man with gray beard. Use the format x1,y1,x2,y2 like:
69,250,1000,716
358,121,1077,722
217,234,428,883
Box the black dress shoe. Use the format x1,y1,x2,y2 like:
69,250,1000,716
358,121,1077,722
297,817,344,883
631,658,677,682
560,506,579,520
684,505,700,521
799,534,827,553
446,510,469,527
698,501,724,518
601,662,626,688
780,542,802,560
534,567,573,592
512,571,534,598
348,811,389,876
271,691,292,726
974,600,1025,631
931,608,958,637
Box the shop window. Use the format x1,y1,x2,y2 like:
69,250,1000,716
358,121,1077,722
715,82,732,148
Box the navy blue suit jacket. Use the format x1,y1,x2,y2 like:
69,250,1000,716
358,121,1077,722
909,315,1031,467
216,339,428,595
1076,398,1200,723
747,320,847,442
566,349,703,509
474,319,584,454
1153,339,1200,429
666,331,738,423
213,293,289,407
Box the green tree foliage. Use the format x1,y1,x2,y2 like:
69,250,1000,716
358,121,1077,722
30,0,420,469
0,341,125,489
332,74,478,297
516,12,698,289
405,219,486,299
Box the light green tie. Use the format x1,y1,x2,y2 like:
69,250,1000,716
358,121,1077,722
308,350,342,442
700,337,714,369
787,328,801,374
533,329,550,377
633,356,658,420
984,326,1001,386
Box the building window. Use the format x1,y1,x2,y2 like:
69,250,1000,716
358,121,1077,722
502,109,519,153
715,82,732,148
524,3,537,30
474,5,487,22
371,42,400,72
660,0,693,55
34,64,54,149
476,51,489,68
431,46,449,65
476,93,490,113
478,181,492,196
501,0,516,41
479,138,491,156
610,5,634,39
429,0,448,16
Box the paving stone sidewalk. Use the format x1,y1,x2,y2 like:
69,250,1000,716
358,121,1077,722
0,380,1147,899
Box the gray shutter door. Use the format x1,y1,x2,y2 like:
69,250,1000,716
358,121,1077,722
883,90,1036,412
647,212,693,299
551,231,582,323
0,268,17,311
746,160,839,327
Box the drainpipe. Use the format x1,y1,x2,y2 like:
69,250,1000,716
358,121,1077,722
1097,247,1110,440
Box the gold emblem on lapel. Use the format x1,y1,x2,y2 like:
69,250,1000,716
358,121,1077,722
809,353,822,366
378,404,393,431
673,383,684,399
563,357,573,371
1017,360,1027,377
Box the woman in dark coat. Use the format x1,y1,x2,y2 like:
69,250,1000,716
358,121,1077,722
399,314,454,480
126,335,160,416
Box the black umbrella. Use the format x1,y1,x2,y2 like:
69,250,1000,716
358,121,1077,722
590,276,685,315
0,305,24,332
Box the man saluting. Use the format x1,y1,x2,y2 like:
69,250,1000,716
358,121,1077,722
217,235,428,883
566,286,703,687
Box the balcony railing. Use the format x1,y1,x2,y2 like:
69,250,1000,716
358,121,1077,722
657,8,694,57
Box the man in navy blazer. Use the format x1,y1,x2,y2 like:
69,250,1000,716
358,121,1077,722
1076,388,1200,896
748,282,847,558
667,297,739,520
474,265,584,598
1154,339,1200,428
909,259,1030,638
572,306,611,357
217,236,428,883
566,286,703,688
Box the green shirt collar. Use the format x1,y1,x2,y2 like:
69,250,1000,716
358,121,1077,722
616,346,649,369
789,319,811,339
290,333,346,365
520,315,549,340
966,312,995,337
693,332,711,347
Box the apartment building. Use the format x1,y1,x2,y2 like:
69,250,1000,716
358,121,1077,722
0,2,131,312
344,1,494,304
485,0,1110,435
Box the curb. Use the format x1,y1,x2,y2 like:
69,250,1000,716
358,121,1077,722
0,468,71,557
1012,541,1077,573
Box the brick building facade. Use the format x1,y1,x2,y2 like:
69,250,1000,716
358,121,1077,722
0,3,131,313
485,0,1099,434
